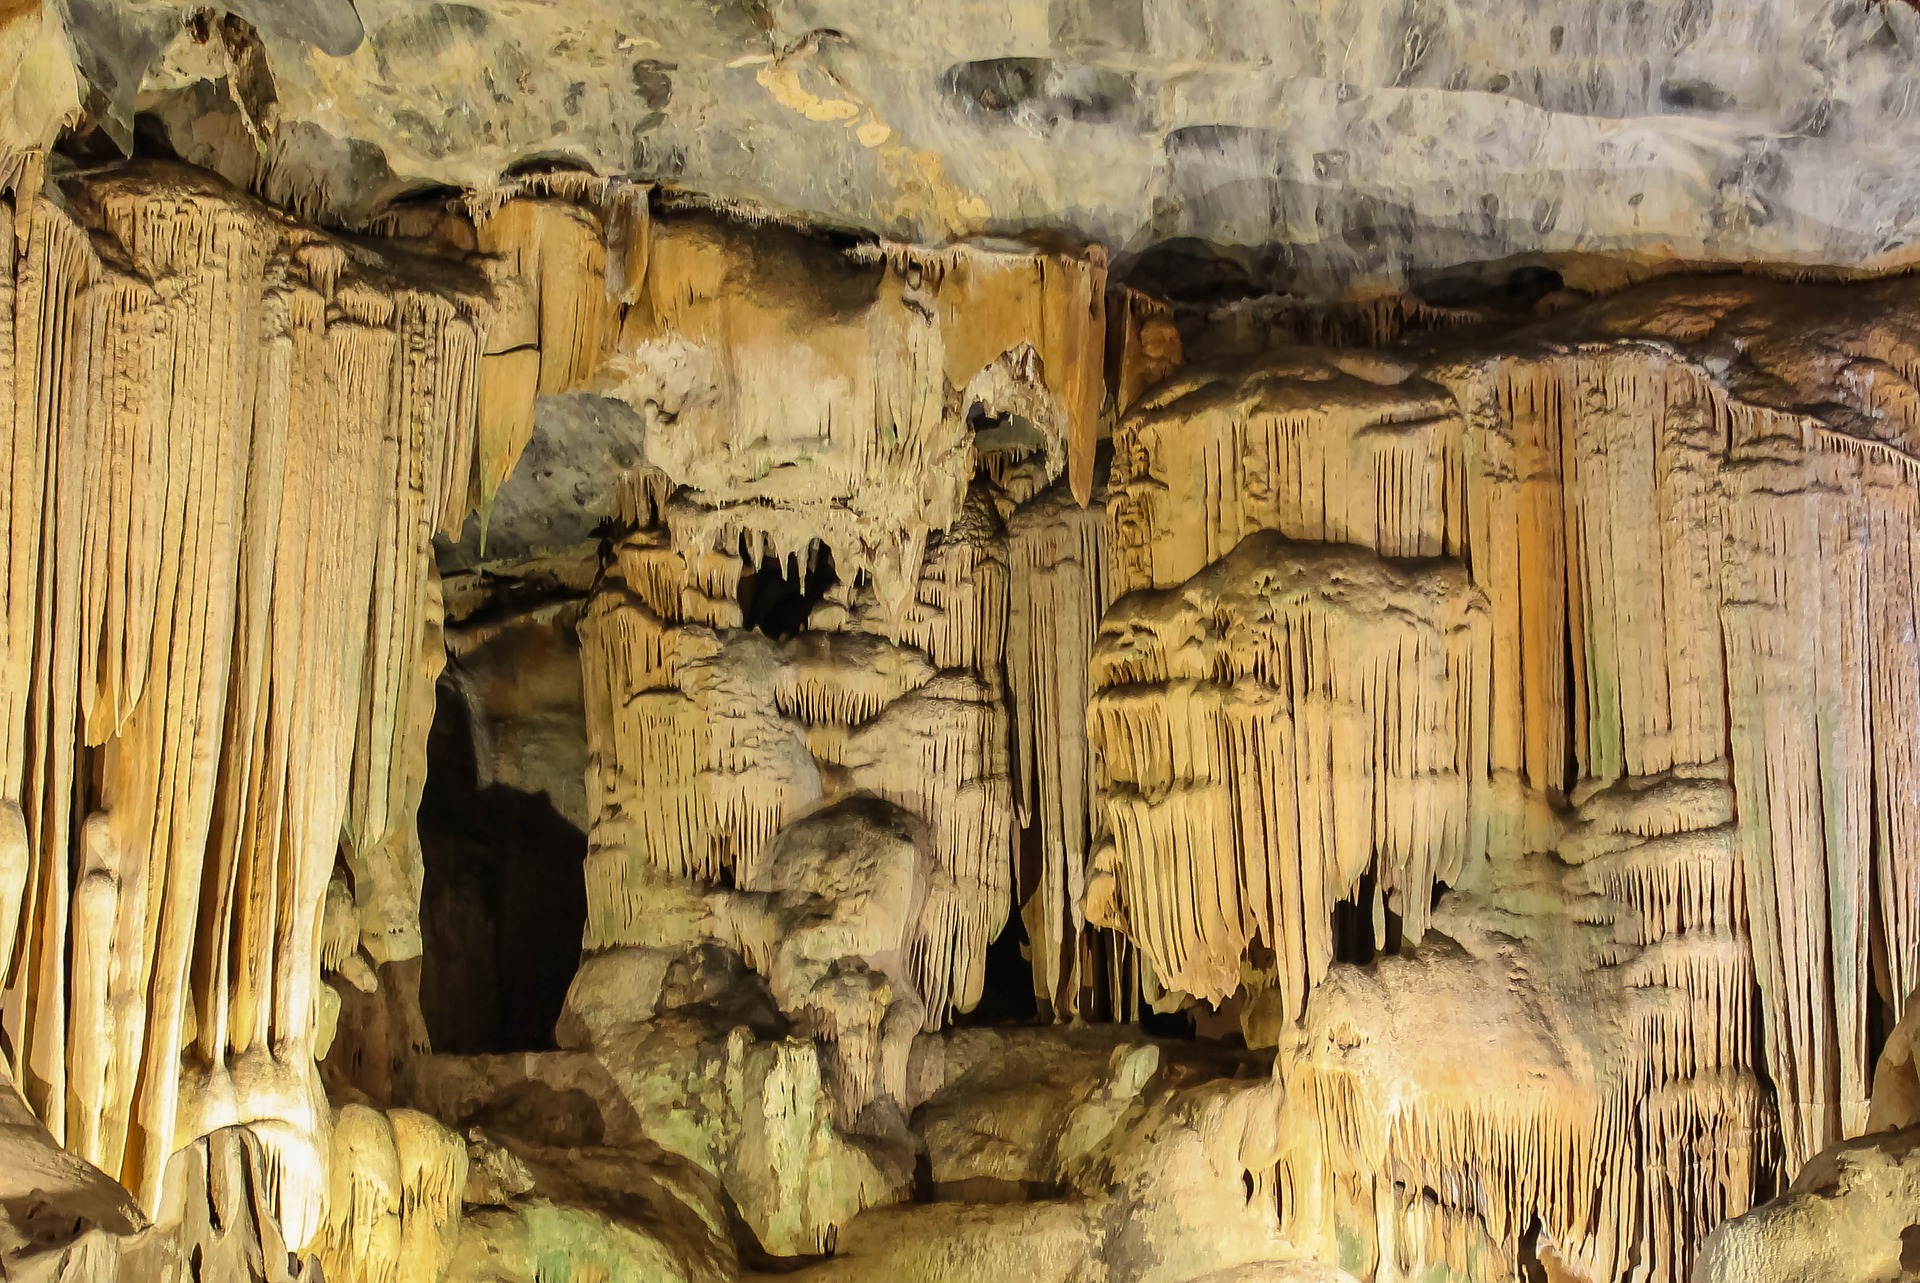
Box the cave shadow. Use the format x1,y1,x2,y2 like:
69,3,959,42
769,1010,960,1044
418,675,588,1055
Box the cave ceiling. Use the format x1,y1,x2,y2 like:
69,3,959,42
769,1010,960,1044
33,0,1920,292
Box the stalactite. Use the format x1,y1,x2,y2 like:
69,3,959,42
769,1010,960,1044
574,209,1144,1031
1106,288,1182,421
1005,467,1132,1021
580,482,1017,1025
1277,832,1774,1283
1724,422,1891,1168
1087,533,1488,1016
1103,333,1843,1283
471,199,618,507
577,577,724,951
0,165,499,1256
31,148,1920,1283
1435,353,1733,796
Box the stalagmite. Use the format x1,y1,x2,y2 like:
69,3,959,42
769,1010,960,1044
314,1105,467,1283
708,796,932,1127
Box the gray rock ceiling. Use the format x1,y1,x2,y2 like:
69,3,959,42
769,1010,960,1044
69,0,1920,291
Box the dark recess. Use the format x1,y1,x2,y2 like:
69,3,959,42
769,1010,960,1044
1330,868,1432,966
953,909,1040,1027
1416,263,1565,310
418,675,587,1054
740,541,837,639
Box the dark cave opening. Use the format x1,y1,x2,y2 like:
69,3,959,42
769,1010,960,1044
1138,1001,1196,1039
966,401,1047,458
1331,870,1407,966
954,907,1040,1027
739,541,838,639
418,674,588,1055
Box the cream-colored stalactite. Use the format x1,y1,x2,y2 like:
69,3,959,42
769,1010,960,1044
580,484,1016,1026
1088,533,1489,1016
1719,423,1920,1171
0,5,80,186
555,199,1142,1024
469,183,643,526
1005,470,1131,1021
344,568,446,967
614,216,968,623
1445,349,1920,1172
1108,290,1182,422
0,167,498,1255
1436,354,1734,796
1095,324,1904,1279
894,243,1108,506
336,181,643,972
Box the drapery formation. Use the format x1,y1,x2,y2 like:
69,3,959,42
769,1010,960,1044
574,208,1155,1028
0,163,537,1248
1088,533,1488,1014
1093,297,1920,1275
1005,471,1134,1021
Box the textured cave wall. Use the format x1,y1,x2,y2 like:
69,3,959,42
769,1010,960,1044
58,0,1920,295
2,63,1920,1281
1076,275,1920,1281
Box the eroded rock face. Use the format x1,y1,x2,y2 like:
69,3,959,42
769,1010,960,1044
76,0,1920,292
1694,1128,1920,1283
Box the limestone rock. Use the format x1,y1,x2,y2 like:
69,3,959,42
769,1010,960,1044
0,1060,144,1279
14,51,1920,1283
60,0,1920,294
1693,1127,1920,1283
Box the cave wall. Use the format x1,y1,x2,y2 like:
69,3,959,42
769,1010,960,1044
0,126,1915,1283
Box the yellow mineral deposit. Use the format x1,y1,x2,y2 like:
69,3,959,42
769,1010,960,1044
0,28,1918,1282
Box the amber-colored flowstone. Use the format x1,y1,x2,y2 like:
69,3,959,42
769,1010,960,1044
4,144,1920,1283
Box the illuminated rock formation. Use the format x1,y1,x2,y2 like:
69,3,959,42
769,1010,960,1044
0,164,503,1254
6,16,1920,1273
1088,531,1489,1016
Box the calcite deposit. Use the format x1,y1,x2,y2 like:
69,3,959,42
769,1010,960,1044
0,2,1915,1282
